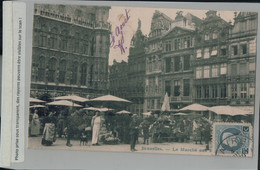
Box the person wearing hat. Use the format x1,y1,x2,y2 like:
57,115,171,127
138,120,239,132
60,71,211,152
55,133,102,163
91,111,102,145
129,114,139,151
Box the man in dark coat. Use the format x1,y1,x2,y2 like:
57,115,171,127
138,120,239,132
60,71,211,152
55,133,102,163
129,114,139,151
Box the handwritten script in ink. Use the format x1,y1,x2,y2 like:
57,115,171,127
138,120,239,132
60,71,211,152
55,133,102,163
110,9,131,54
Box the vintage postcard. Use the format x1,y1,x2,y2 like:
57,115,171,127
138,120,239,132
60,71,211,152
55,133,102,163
27,3,257,158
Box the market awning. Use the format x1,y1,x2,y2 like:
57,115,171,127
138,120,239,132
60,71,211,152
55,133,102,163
179,103,208,112
208,105,253,116
46,100,82,107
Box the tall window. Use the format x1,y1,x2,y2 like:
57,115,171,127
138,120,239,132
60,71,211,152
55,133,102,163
83,36,89,55
204,48,210,59
240,63,247,75
212,85,218,98
60,30,68,50
240,83,247,99
174,56,181,72
203,66,210,78
249,40,256,54
38,56,45,82
241,44,247,55
80,64,87,86
165,58,172,73
174,80,180,96
183,79,190,96
196,86,201,98
204,85,209,98
220,84,227,98
211,47,218,57
249,62,256,71
221,47,227,56
48,58,57,83
174,39,180,50
249,82,255,99
74,32,80,53
212,65,218,77
196,49,202,58
59,60,66,83
232,45,238,56
89,64,94,86
40,25,48,47
165,80,171,96
196,67,202,79
71,62,78,84
183,55,190,71
231,64,237,76
220,63,227,75
49,27,58,49
165,41,172,51
231,84,237,99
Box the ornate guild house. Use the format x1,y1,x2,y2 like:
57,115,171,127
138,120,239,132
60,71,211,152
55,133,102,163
30,4,111,100
109,10,257,114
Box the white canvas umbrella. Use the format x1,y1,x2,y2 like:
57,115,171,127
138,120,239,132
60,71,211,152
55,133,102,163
161,93,170,111
83,107,113,112
46,100,82,107
116,110,131,114
29,104,46,108
53,94,89,102
90,94,131,103
179,103,208,112
208,105,253,116
29,97,45,103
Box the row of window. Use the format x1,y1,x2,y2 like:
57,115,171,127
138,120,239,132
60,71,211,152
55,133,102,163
36,57,107,86
196,47,226,59
231,40,256,56
231,83,255,99
164,36,193,52
165,79,190,97
165,55,191,73
195,84,227,99
195,64,227,79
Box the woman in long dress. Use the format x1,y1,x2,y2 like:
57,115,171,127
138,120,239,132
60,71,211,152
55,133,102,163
91,111,101,145
31,110,40,136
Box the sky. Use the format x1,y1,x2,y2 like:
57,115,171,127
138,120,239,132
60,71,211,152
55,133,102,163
108,6,236,65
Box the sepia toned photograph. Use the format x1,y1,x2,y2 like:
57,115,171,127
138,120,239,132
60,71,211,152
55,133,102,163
28,3,257,157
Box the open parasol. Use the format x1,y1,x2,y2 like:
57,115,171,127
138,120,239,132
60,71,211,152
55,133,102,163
29,104,46,108
52,94,89,102
90,95,131,103
208,105,253,116
46,100,83,107
116,110,131,114
83,107,113,112
179,103,208,112
29,97,45,103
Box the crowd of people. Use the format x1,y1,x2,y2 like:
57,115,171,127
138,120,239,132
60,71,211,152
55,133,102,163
29,107,219,151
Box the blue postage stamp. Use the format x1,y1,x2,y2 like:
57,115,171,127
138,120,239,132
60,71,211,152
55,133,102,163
213,123,253,157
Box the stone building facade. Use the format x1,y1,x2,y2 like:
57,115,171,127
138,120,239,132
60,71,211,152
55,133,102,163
193,11,231,107
144,10,257,112
30,4,111,101
144,10,173,112
227,12,257,106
